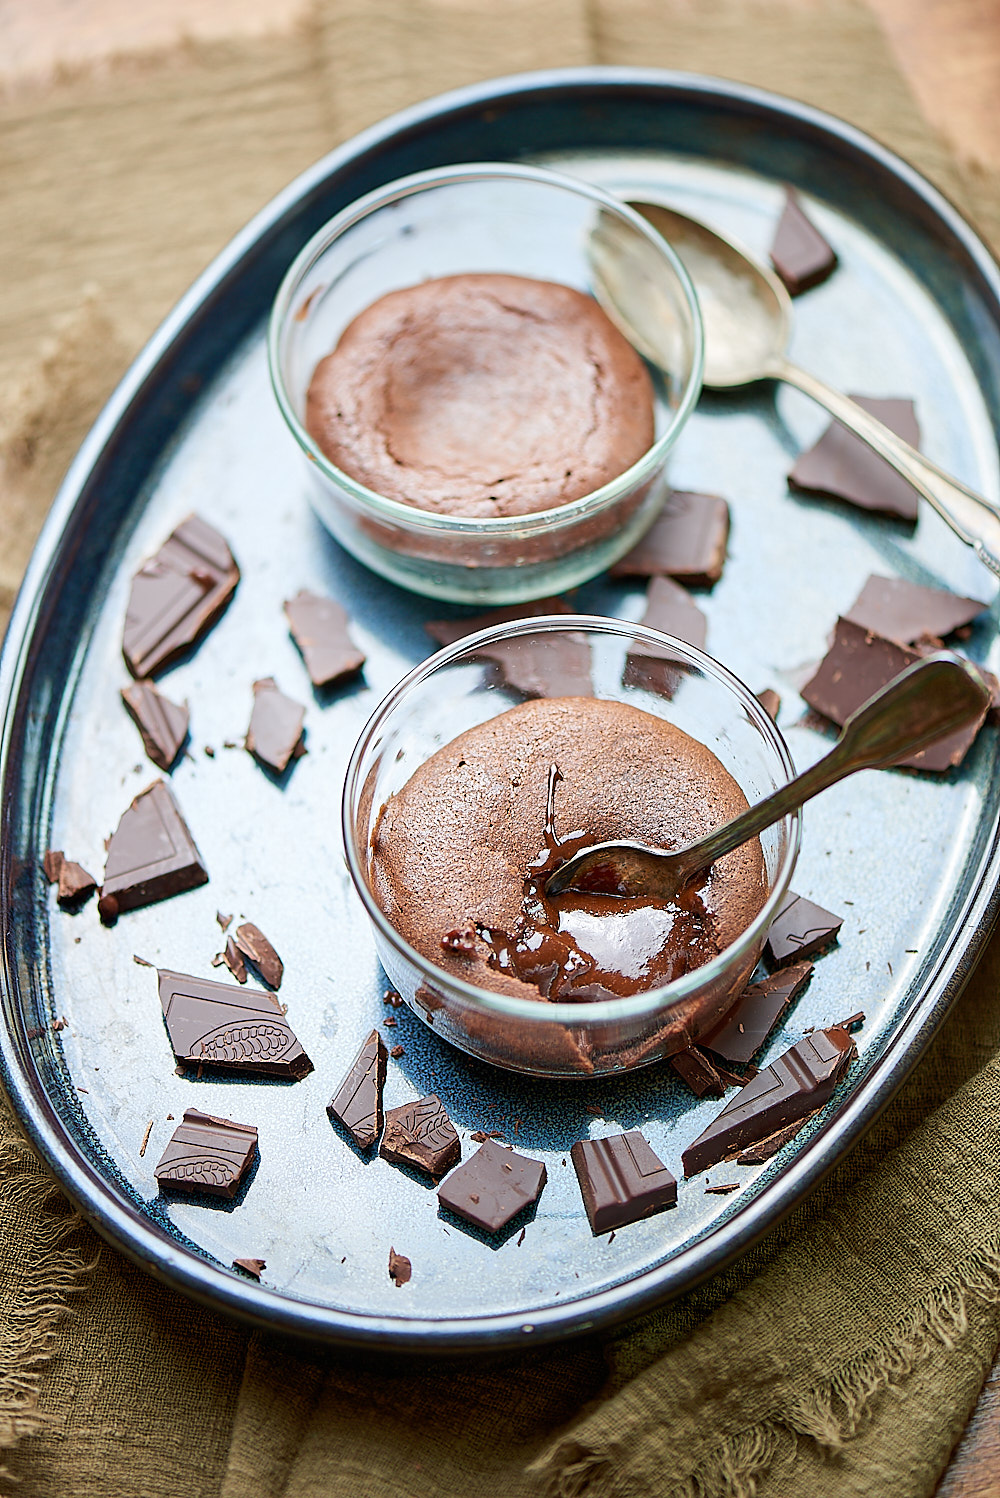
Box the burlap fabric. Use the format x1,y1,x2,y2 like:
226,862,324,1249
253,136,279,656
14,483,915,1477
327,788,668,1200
3,3,1000,1494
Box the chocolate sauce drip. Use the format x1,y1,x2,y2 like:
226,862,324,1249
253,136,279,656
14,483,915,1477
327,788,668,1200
477,764,719,1002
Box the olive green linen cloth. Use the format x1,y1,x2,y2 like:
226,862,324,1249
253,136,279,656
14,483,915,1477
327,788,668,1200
3,2,1000,1494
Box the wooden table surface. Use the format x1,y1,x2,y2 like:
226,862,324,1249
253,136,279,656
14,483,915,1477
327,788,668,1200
1,1,999,1492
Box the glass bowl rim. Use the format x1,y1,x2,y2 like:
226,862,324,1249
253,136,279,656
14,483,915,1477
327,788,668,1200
342,613,801,1027
267,161,705,535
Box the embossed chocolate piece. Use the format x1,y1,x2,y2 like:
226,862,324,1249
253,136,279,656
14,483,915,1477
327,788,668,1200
843,574,988,646
388,1248,411,1286
770,188,837,296
788,397,920,523
669,1045,725,1099
380,1095,460,1178
682,1027,855,1175
154,1107,258,1199
233,922,284,990
101,781,208,916
702,961,814,1064
571,1130,677,1234
437,1139,547,1233
623,576,707,697
121,680,190,770
801,617,989,771
327,1029,387,1150
245,678,306,773
123,514,239,679
765,893,842,967
157,968,313,1080
611,490,730,588
284,590,366,688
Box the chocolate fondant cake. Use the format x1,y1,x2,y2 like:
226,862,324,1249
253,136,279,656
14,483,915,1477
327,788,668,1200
370,697,767,1003
306,274,655,517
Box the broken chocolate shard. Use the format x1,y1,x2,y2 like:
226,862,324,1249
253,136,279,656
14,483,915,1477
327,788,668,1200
157,968,313,1080
245,678,306,773
217,911,233,931
121,680,190,770
571,1131,677,1234
56,859,98,907
611,490,730,588
425,598,572,649
623,576,707,698
789,397,920,523
438,1139,547,1233
770,188,837,296
766,893,842,967
705,1182,740,1195
736,1117,811,1164
123,514,239,678
102,781,208,915
388,1248,411,1286
669,1045,725,1099
843,574,987,646
702,961,813,1064
682,1027,855,1175
43,849,63,884
284,589,366,688
756,688,781,721
233,922,283,990
801,617,989,771
380,1095,460,1178
233,1257,266,1279
833,1010,866,1032
327,1029,387,1150
219,937,247,984
154,1107,257,1200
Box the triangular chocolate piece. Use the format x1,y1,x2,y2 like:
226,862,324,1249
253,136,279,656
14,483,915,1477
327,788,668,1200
102,781,207,915
121,680,190,770
682,1028,855,1175
789,397,920,523
327,1029,387,1150
770,188,837,295
702,961,813,1064
843,575,987,646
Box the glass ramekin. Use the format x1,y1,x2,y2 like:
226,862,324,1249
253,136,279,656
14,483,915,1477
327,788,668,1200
343,617,800,1077
269,163,703,605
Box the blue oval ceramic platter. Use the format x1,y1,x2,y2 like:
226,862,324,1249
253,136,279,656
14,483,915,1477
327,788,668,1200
2,69,999,1350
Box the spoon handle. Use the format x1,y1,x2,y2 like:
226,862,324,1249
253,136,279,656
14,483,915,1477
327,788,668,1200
670,653,990,884
767,355,1000,579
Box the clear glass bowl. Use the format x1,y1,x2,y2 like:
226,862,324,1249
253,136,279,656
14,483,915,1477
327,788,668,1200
343,617,800,1077
269,163,703,604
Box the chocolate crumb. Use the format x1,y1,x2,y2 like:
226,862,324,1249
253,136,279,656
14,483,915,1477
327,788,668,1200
233,1258,266,1280
139,1120,154,1157
388,1248,412,1286
50,1018,66,1033
383,989,403,1008
204,746,215,758
166,1113,174,1120
584,1104,603,1116
390,1044,404,1059
441,925,476,954
133,954,153,968
98,893,120,925
517,1228,526,1246
705,1182,740,1195
217,911,233,931
233,922,283,990
383,1016,398,1028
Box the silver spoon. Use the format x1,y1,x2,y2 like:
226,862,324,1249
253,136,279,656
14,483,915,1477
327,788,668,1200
590,200,1000,578
544,652,990,900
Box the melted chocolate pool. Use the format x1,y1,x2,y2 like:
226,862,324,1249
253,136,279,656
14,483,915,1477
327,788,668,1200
476,766,717,1002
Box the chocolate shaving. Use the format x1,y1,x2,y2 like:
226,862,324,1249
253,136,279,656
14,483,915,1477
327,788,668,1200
233,922,283,990
669,1045,725,1099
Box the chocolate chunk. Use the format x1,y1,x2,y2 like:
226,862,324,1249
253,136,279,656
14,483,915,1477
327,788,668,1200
843,574,987,646
669,1045,725,1098
327,1029,387,1150
388,1248,411,1286
284,590,365,688
123,514,239,678
380,1095,460,1178
157,968,313,1079
154,1107,257,1199
438,1139,547,1233
623,576,707,697
102,781,208,915
611,490,730,587
233,1258,266,1279
425,598,572,649
789,397,920,523
756,688,781,720
121,680,189,770
390,1044,404,1059
56,859,98,907
766,893,842,966
801,617,989,770
571,1131,677,1234
218,937,247,984
770,188,837,295
233,922,283,990
43,849,63,884
702,961,813,1064
245,678,306,772
736,1118,810,1164
682,1027,855,1175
